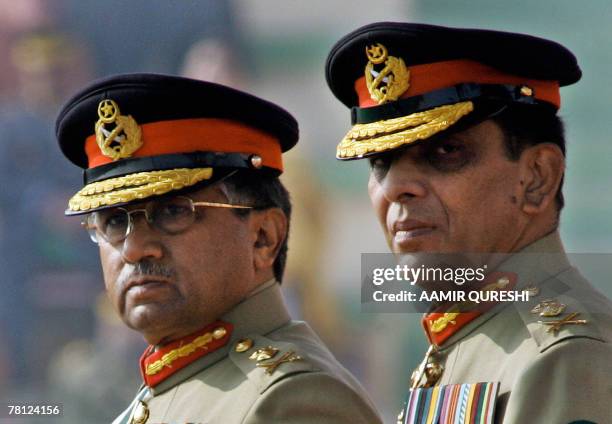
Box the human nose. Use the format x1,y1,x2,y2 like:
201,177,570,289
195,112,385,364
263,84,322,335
120,210,163,263
378,158,428,203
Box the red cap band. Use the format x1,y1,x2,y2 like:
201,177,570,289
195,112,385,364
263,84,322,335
85,118,283,171
356,59,560,109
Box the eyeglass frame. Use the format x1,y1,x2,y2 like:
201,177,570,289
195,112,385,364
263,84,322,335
82,195,253,244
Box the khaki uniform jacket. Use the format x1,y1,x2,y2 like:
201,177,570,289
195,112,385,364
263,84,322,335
424,232,612,423
113,280,382,424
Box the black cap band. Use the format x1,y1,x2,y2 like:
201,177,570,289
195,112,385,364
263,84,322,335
83,151,259,185
351,83,540,125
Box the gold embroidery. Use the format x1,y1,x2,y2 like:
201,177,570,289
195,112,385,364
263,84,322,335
95,99,143,161
145,326,228,376
429,312,460,333
337,101,474,158
68,168,213,212
365,43,410,104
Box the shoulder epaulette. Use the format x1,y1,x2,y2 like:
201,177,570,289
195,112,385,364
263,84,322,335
516,268,611,353
229,334,318,393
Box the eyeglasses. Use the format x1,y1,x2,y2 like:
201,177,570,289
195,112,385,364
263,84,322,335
82,195,252,244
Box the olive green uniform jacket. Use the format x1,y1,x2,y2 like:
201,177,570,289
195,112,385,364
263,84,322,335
113,280,382,424
422,232,612,423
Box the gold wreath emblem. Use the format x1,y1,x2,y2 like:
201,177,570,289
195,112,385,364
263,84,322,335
365,43,410,104
95,99,143,161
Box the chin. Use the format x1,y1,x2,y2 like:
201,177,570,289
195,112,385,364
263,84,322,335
125,304,171,334
392,239,445,254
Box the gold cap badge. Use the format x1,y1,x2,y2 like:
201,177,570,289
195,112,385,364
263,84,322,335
95,99,143,161
365,43,410,104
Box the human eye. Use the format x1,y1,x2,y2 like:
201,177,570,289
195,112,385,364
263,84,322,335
99,210,128,231
434,142,462,155
156,200,192,219
425,139,472,171
369,153,393,181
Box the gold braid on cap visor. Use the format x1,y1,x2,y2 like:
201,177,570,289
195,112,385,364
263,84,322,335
336,101,474,159
68,168,213,212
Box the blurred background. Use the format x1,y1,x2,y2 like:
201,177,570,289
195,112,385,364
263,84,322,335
0,1,610,422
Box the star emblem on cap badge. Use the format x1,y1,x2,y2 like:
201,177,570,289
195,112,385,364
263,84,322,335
95,99,143,161
365,43,410,104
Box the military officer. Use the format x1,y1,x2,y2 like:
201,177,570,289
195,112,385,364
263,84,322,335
325,23,612,423
55,73,382,424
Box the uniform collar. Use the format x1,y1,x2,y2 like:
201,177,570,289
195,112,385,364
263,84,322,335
422,231,571,349
139,321,233,388
496,230,570,291
141,279,291,394
421,271,518,346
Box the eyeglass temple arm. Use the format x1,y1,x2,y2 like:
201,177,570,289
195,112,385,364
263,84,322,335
192,201,253,210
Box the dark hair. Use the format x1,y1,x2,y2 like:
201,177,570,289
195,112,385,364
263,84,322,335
491,103,566,211
220,170,291,282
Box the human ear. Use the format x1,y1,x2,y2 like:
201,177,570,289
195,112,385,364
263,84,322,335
517,143,565,215
251,208,287,272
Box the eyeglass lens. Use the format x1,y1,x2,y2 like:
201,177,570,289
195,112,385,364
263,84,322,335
88,197,197,243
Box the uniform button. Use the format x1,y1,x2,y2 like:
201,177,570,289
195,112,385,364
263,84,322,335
425,361,444,385
235,338,254,353
250,155,263,169
131,400,149,424
497,276,510,287
520,85,534,96
396,407,405,424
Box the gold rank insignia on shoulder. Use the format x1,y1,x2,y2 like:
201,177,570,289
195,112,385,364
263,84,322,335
95,99,143,161
539,312,588,334
524,285,540,297
249,346,279,361
531,299,566,317
248,345,302,375
365,43,410,104
256,350,302,375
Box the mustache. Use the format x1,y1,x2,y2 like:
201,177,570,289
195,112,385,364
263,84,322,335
118,260,176,286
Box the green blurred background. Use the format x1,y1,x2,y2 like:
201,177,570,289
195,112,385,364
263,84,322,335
0,1,609,422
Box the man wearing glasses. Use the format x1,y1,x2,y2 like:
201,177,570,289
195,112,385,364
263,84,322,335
325,23,612,423
56,73,381,424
